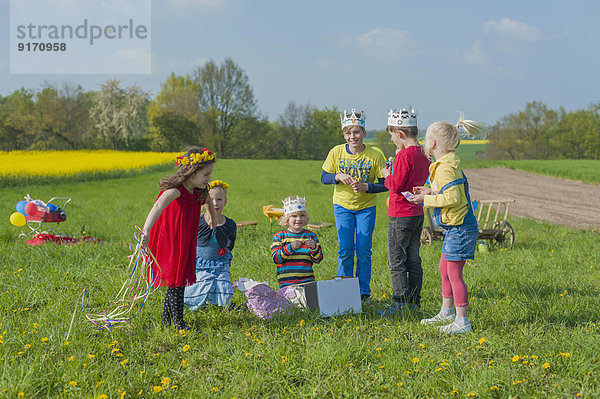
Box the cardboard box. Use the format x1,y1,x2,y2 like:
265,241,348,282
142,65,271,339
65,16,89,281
292,277,362,317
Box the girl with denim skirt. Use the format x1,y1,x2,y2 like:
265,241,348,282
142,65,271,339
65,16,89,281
408,114,487,334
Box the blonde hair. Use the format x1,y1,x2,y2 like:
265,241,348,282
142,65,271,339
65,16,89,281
279,211,310,228
424,113,488,156
342,125,366,135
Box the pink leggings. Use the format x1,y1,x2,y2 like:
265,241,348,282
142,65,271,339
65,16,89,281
439,254,469,307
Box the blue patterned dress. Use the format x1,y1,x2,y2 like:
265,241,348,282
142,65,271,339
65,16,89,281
184,215,237,309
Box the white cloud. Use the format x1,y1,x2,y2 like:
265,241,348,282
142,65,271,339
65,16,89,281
167,0,225,8
338,28,420,59
464,39,488,66
114,47,151,73
483,18,541,43
356,28,419,56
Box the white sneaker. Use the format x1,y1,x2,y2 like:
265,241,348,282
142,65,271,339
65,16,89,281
420,313,456,325
437,321,471,334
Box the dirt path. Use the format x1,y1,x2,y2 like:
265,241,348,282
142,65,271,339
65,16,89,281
465,168,600,230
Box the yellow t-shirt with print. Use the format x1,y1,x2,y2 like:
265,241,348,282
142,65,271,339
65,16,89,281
322,144,386,211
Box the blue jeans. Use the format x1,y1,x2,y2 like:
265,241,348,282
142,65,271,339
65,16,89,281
387,215,423,306
334,205,377,296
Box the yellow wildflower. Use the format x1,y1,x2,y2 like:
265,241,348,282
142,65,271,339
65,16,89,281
24,344,31,349
153,386,163,393
299,319,305,326
512,355,520,362
543,362,551,369
181,359,187,367
161,377,171,387
120,359,129,365
33,323,39,329
88,354,95,359
412,357,419,363
18,393,24,398
490,385,499,391
41,337,49,343
478,337,486,344
68,381,77,387
182,345,190,352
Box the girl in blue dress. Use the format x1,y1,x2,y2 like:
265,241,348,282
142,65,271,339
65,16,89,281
184,180,237,309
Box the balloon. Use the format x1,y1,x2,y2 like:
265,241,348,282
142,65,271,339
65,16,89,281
10,212,26,227
16,200,27,215
25,202,39,216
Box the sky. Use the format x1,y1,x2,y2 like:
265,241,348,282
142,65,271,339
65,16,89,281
1,0,599,131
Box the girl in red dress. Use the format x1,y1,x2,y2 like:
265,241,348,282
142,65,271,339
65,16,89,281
141,147,218,330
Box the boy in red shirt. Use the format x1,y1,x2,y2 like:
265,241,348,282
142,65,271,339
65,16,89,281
381,108,431,314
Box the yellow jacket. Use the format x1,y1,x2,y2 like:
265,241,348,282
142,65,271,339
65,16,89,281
423,152,469,226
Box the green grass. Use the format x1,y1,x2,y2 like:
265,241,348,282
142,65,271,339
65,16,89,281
1,159,600,398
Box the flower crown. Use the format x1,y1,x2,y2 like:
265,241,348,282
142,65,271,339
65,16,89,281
175,148,216,166
209,180,229,190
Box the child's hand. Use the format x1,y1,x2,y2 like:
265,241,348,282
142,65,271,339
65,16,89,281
408,192,425,204
381,166,391,178
413,186,432,195
303,239,317,250
335,173,356,185
291,240,303,250
350,181,368,193
141,230,150,246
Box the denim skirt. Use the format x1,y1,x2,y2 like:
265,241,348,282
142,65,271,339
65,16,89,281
442,225,478,261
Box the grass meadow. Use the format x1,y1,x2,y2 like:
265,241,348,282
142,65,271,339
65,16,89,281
1,156,600,398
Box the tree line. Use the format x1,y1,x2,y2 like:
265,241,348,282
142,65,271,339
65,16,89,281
486,101,600,160
0,58,342,160
1,57,598,160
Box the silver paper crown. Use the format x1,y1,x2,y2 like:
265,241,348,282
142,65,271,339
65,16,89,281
341,109,366,129
388,107,418,127
282,196,307,216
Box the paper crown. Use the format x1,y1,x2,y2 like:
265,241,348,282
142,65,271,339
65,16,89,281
282,196,307,216
341,109,366,129
388,107,418,127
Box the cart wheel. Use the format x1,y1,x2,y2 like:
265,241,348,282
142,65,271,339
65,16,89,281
490,221,515,250
421,227,433,245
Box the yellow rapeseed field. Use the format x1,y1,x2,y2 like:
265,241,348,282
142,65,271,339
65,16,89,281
0,150,180,177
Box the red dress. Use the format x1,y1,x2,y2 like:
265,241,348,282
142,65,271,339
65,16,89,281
147,185,207,287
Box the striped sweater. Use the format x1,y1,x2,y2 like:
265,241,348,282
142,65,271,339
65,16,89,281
271,229,324,288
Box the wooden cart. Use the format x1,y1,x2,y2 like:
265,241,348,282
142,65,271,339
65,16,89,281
421,199,516,249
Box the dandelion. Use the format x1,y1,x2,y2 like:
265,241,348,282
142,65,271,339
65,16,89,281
98,396,108,399
281,355,287,363
119,391,126,399
558,352,571,358
33,323,39,329
466,393,477,397
532,355,539,359
450,389,459,395
384,338,389,342
24,344,31,349
543,362,551,369
68,356,74,361
68,381,77,387
419,344,425,349
512,355,520,362
211,387,219,392
299,319,305,327
18,393,24,398
88,354,96,359
63,341,70,346
181,359,187,367
397,382,404,387
412,357,419,363
490,386,499,391
41,337,49,343
161,377,171,387
376,347,382,351
348,363,354,367
435,367,443,372
172,385,178,389
478,337,486,345
178,329,186,337
153,386,163,393
182,344,190,352
120,359,129,365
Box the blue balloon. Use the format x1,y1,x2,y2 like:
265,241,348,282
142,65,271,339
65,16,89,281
16,200,27,215
47,203,57,212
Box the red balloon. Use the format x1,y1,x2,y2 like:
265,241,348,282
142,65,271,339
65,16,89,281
25,202,39,216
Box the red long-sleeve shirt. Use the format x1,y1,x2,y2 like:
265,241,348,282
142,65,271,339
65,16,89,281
384,145,431,217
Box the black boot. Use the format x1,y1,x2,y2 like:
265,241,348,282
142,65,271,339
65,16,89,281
161,287,175,326
172,287,189,330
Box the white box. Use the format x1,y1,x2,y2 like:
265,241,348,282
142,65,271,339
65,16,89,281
296,277,362,317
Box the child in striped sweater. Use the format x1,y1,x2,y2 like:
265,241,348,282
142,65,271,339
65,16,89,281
270,196,323,288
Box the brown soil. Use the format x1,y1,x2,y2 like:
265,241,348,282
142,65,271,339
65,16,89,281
465,167,600,230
